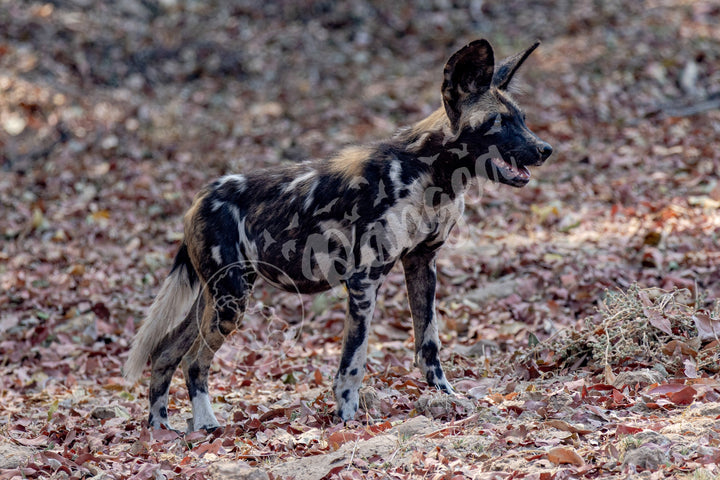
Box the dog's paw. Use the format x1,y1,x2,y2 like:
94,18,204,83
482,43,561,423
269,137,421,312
148,413,173,431
436,380,456,396
424,368,455,395
147,419,183,435
187,417,222,433
189,393,221,432
199,424,222,433
335,388,360,422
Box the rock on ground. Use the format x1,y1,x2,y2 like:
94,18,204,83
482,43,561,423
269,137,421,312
209,461,269,480
0,443,34,469
622,445,668,470
270,416,437,480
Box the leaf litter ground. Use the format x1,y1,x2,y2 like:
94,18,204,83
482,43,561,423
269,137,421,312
1,0,720,479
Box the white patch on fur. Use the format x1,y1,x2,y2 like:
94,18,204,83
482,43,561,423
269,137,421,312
211,245,222,265
372,176,431,258
218,174,247,193
335,381,360,421
421,300,438,350
313,251,334,279
237,217,258,261
284,170,315,194
304,179,318,211
124,265,199,383
407,132,431,152
466,109,492,129
211,199,224,212
191,392,219,431
388,160,402,190
227,204,242,224
359,244,376,267
318,219,346,234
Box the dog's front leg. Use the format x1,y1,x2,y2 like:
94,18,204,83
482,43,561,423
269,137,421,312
333,275,380,422
402,251,454,394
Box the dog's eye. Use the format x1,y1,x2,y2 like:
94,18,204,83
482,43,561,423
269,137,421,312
492,115,502,129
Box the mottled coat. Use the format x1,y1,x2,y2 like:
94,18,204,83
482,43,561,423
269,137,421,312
124,39,552,430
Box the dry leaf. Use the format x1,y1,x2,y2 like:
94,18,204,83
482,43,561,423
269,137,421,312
647,383,697,405
547,446,585,466
327,431,358,451
643,306,672,335
694,313,720,342
543,419,592,435
662,340,697,357
666,386,697,405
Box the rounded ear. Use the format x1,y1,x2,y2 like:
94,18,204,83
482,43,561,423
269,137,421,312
493,41,540,90
442,39,495,128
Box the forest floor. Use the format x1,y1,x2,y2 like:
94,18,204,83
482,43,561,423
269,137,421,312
1,0,720,479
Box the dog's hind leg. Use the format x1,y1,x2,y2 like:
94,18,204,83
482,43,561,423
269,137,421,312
181,270,255,432
402,250,454,394
147,294,205,429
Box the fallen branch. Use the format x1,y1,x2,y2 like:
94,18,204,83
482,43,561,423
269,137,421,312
647,92,720,118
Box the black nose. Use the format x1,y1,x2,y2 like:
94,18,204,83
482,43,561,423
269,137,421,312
538,142,553,160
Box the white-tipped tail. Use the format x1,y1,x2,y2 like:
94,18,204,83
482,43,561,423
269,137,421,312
123,261,199,383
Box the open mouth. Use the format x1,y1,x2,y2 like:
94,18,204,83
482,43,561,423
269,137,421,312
489,157,531,186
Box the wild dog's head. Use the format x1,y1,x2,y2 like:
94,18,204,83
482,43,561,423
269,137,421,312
442,39,552,187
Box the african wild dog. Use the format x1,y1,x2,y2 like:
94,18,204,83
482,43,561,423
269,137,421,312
124,39,552,431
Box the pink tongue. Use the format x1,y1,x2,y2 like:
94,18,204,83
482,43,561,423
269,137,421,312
491,158,529,178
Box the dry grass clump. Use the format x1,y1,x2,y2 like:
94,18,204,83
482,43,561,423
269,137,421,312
521,285,720,374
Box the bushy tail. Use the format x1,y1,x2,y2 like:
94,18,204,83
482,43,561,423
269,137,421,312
123,243,199,383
